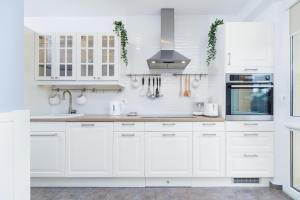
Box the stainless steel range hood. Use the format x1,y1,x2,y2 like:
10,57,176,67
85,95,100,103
147,8,191,70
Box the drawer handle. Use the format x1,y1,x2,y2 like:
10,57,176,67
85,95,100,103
202,123,216,126
162,123,176,126
121,133,135,137
243,123,258,126
81,124,95,127
243,133,259,137
243,154,259,158
30,133,58,137
202,133,217,137
244,68,258,72
122,123,135,126
162,133,176,137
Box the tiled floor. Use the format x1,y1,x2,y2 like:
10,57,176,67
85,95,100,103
31,187,293,200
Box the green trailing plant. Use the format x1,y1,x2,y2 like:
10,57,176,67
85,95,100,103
206,19,224,66
113,21,129,66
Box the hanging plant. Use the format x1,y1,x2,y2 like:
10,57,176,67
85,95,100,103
206,19,224,66
113,21,129,66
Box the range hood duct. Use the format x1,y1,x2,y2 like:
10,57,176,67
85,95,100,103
147,8,191,70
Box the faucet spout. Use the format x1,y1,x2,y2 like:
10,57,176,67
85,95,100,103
62,90,75,114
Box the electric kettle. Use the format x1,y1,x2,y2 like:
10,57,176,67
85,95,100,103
109,101,124,116
204,103,219,117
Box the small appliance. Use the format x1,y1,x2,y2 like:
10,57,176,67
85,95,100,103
192,96,205,116
204,103,219,117
109,101,124,116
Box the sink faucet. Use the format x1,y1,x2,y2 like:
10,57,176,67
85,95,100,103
62,90,76,114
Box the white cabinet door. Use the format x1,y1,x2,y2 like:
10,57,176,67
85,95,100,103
35,33,56,80
113,132,144,177
66,123,113,177
145,132,192,177
193,132,225,177
77,33,98,80
225,22,273,70
30,131,65,177
227,152,273,177
99,34,119,80
56,33,76,80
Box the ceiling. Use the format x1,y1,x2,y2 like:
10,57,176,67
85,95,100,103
24,0,255,17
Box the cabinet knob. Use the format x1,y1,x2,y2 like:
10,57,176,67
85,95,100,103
162,133,176,137
243,154,259,158
243,123,259,126
122,123,135,126
243,133,259,137
51,77,54,80
81,124,95,127
121,133,135,137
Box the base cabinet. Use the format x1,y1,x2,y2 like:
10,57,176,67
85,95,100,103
113,132,145,177
193,132,225,177
30,131,65,177
66,123,113,177
145,132,192,177
227,152,273,177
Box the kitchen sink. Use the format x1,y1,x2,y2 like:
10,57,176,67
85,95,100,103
31,113,84,119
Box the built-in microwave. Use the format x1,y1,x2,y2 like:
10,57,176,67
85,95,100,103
226,74,273,121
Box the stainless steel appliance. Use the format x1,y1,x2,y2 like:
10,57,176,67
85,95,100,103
147,8,191,70
226,74,273,121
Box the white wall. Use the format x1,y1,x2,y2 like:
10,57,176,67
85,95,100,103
24,15,215,115
253,1,300,199
0,0,24,112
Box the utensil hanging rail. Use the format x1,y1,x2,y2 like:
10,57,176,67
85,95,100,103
51,87,122,93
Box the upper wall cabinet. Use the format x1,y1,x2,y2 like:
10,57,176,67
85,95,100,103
35,34,56,80
224,22,273,73
35,32,119,82
100,35,119,80
56,33,77,80
77,33,98,80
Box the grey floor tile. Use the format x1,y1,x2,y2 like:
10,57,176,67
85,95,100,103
31,187,293,200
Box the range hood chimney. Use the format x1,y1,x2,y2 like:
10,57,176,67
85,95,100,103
147,8,191,70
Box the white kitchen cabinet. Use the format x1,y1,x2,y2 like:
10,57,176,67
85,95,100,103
99,35,119,80
113,132,144,177
30,131,65,177
145,132,192,177
227,152,273,177
35,33,56,80
224,22,273,73
66,122,113,177
56,33,77,80
77,33,98,80
193,132,225,177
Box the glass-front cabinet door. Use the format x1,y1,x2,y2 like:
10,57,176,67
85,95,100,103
35,34,55,80
56,33,76,80
77,34,98,80
100,35,119,80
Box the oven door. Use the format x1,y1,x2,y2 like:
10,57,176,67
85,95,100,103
226,84,273,120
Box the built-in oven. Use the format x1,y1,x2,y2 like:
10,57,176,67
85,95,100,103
226,74,273,121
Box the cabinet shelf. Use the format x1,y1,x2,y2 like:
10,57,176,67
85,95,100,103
35,81,125,91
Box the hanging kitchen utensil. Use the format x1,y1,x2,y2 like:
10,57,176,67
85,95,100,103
159,77,163,97
187,75,192,97
131,75,139,89
146,76,152,97
139,76,146,96
155,77,159,98
183,75,189,97
151,77,156,98
179,75,182,96
192,74,200,88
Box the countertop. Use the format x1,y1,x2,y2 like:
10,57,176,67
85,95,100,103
30,115,225,122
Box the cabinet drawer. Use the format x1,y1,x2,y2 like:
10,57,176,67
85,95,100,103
31,122,66,132
227,132,273,152
226,121,274,132
227,152,273,177
226,67,273,74
193,122,225,131
114,122,144,132
145,122,192,132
